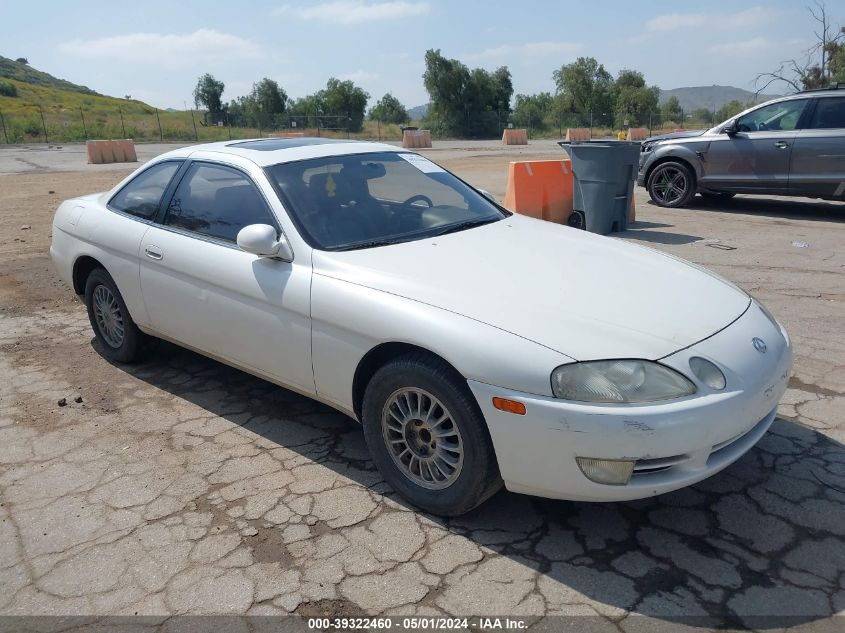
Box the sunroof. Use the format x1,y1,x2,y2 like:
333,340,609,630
227,138,348,151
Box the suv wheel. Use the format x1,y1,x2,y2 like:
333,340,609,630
647,161,696,208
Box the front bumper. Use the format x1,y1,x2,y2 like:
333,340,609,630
470,303,792,502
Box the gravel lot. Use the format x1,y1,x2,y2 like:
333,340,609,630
0,141,844,630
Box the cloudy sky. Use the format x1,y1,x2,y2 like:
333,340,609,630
1,0,839,109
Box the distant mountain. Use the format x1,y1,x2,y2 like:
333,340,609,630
658,85,780,112
0,55,100,95
407,103,428,120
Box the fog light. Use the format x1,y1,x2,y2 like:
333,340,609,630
576,457,635,485
689,357,726,390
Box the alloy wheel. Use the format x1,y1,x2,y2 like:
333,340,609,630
651,167,689,205
381,387,464,490
92,284,125,348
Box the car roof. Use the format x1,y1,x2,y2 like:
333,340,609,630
158,137,403,167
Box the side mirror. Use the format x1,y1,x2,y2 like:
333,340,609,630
236,224,293,261
478,189,497,203
723,120,739,136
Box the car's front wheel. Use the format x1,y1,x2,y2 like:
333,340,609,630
84,268,148,363
362,352,502,516
647,161,696,208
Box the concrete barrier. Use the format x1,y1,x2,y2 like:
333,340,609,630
86,139,138,164
501,128,528,145
402,129,432,149
503,159,573,224
626,127,648,141
565,128,591,142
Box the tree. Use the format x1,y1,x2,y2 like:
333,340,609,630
693,107,714,124
15,57,28,65
512,92,554,131
253,79,287,116
552,57,614,125
422,49,513,137
660,96,684,124
369,93,408,124
612,69,659,127
318,77,370,132
755,1,844,92
715,100,746,122
193,73,225,113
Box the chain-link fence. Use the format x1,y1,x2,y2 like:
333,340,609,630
510,109,718,140
0,104,404,145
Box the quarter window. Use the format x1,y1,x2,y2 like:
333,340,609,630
109,161,181,220
164,163,277,242
808,97,845,129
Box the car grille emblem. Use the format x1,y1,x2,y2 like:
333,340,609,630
752,337,767,353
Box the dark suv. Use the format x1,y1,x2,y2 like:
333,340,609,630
637,87,845,207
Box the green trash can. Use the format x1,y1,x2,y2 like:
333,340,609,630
559,141,640,234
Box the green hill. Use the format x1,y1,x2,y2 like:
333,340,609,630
0,55,100,95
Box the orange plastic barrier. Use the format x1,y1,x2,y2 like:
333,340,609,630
501,128,528,145
565,128,591,141
626,127,648,141
86,139,138,164
267,132,306,138
503,159,573,224
402,129,432,149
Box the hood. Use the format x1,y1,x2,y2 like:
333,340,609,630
645,129,707,143
313,216,750,361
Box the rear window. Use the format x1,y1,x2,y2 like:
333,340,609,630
809,97,845,129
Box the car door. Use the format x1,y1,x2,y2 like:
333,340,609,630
701,99,810,193
92,159,184,328
789,96,845,198
139,158,315,395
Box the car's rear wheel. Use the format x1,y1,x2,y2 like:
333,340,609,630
84,268,147,363
647,161,696,208
700,191,736,200
361,352,502,516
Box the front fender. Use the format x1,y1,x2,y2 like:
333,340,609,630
310,273,573,414
647,143,707,185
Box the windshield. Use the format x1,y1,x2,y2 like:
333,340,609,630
265,152,506,251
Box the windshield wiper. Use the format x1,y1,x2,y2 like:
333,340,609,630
334,238,398,251
428,217,499,238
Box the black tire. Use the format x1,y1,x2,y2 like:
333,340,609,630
567,210,586,230
84,268,147,363
700,191,736,200
361,352,502,516
646,161,696,208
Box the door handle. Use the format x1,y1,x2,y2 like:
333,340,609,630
144,245,163,260
774,141,790,149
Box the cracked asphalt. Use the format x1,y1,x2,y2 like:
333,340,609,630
0,141,843,630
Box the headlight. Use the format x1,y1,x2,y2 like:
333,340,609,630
551,360,696,403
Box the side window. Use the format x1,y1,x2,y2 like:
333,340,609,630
109,161,181,220
736,100,808,133
164,163,277,242
808,97,845,129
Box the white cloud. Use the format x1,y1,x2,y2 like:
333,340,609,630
646,6,773,32
60,29,260,65
339,69,379,82
275,1,430,25
466,41,580,62
708,36,772,54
